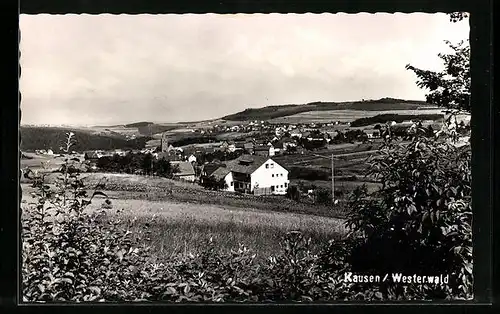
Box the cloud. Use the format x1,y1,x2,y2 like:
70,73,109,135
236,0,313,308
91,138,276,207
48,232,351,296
19,13,469,125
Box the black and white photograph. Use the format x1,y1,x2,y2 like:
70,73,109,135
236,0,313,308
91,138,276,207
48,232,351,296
19,12,472,302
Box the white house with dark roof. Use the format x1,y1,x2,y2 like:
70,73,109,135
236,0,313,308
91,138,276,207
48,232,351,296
170,161,196,182
210,167,234,192
217,154,289,195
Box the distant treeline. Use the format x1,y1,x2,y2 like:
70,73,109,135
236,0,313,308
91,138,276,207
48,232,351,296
20,127,151,153
170,136,218,147
350,114,443,127
124,122,153,128
222,98,431,121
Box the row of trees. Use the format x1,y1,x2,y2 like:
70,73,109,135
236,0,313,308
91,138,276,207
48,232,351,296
94,153,179,178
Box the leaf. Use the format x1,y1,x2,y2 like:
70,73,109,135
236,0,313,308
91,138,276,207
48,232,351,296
422,211,430,223
407,204,417,215
89,286,101,295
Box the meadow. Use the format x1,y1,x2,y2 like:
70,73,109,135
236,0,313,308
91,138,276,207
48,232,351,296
21,171,347,261
269,108,444,124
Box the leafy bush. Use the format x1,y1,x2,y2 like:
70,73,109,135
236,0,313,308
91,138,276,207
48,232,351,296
285,185,301,201
314,188,332,205
327,17,473,299
22,132,156,302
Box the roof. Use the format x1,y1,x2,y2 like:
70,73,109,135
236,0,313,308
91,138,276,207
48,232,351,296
157,151,182,161
202,162,224,176
272,141,284,149
244,142,254,149
170,161,195,176
211,167,231,181
254,146,270,151
224,154,269,175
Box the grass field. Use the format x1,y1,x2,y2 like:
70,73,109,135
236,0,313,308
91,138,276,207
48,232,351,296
21,171,347,260
269,109,444,124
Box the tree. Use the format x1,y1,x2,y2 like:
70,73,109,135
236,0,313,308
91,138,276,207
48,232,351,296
142,153,153,175
335,13,472,300
314,188,331,205
405,14,470,112
285,185,301,201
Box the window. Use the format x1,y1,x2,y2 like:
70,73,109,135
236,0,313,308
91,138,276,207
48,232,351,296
280,185,283,188
231,182,234,186
271,186,275,192
280,173,283,177
272,174,274,177
270,163,274,169
265,164,269,169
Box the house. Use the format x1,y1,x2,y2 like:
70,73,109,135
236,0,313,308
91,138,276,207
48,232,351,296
235,141,246,151
220,154,289,195
243,142,254,154
254,145,275,157
271,141,284,154
170,161,196,182
200,161,225,183
365,129,381,139
254,139,269,146
187,154,197,163
227,141,237,153
84,151,100,160
219,141,229,152
156,151,183,162
210,167,234,192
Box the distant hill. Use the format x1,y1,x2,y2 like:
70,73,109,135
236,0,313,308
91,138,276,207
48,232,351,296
222,98,432,121
20,126,152,153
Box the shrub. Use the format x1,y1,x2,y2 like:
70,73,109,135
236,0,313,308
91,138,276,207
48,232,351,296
314,188,332,205
22,132,155,302
285,185,301,201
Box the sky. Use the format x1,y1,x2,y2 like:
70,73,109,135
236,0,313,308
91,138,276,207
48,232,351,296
19,13,470,126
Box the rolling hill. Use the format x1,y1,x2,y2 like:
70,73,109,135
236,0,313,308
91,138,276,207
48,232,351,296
222,98,433,121
20,126,152,153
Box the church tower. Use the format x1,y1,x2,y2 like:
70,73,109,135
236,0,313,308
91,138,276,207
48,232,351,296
161,132,169,152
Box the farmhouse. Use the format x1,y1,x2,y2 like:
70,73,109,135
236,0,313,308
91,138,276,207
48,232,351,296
84,150,101,160
170,161,196,182
187,154,197,163
200,162,224,178
214,154,289,195
210,167,234,192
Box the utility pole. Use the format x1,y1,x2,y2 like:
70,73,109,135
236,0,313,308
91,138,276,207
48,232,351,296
331,153,335,204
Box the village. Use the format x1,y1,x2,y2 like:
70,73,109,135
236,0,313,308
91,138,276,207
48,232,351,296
59,114,470,197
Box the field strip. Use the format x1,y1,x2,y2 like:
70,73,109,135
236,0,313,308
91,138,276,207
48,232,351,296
89,196,349,236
